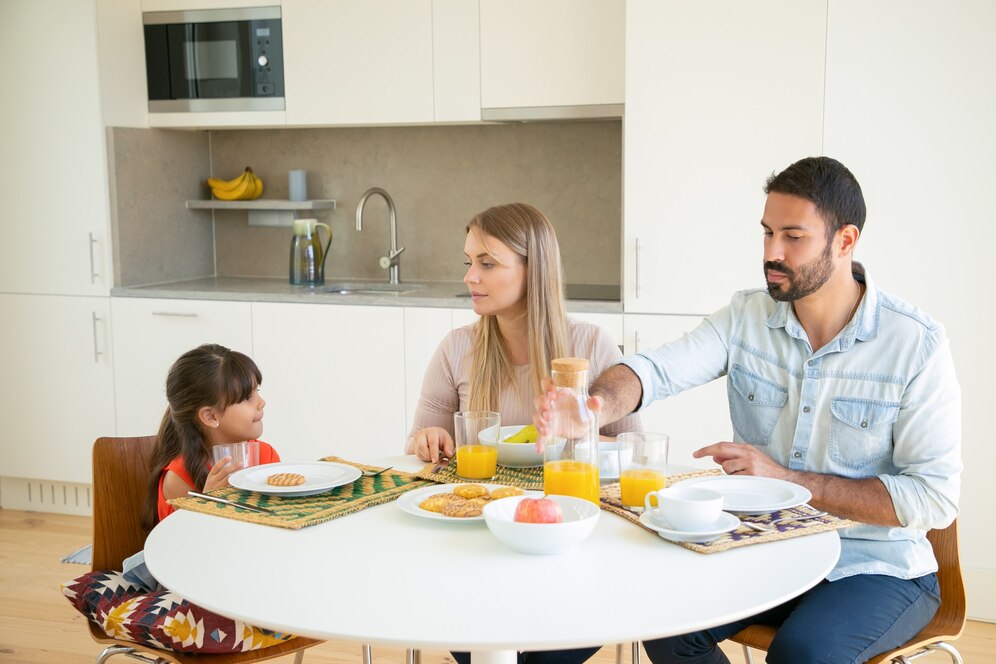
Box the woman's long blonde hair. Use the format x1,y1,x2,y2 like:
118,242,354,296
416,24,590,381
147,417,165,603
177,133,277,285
466,203,569,411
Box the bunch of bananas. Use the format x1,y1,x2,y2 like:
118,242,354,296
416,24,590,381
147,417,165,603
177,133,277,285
207,167,264,201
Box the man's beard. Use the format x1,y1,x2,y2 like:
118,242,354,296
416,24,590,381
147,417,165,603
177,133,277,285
764,240,833,302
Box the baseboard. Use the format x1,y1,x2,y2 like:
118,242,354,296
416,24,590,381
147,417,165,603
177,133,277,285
965,566,996,623
0,476,93,516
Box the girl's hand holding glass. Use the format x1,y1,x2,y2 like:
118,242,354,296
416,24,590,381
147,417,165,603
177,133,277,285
203,456,242,492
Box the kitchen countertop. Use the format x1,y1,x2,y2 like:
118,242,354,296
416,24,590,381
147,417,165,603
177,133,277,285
111,276,624,313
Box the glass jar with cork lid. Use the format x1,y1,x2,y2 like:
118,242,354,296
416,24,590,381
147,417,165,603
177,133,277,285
543,357,600,504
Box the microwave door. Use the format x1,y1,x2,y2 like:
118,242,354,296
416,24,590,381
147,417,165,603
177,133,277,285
167,22,251,99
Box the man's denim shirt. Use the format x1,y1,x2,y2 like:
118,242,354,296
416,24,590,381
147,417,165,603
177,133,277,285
618,270,962,581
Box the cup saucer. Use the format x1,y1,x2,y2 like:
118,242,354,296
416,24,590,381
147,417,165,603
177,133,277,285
639,511,741,543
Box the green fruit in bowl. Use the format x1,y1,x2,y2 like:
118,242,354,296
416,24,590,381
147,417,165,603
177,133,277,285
503,424,539,444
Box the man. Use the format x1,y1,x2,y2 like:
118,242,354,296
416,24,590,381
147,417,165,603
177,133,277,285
535,157,961,664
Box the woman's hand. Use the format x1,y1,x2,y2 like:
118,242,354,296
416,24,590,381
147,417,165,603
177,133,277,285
203,456,242,492
411,427,454,463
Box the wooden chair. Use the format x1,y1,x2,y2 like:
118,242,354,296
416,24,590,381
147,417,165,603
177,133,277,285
88,435,323,664
732,520,966,664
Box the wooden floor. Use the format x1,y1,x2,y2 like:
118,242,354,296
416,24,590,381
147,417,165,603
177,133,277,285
2,510,993,664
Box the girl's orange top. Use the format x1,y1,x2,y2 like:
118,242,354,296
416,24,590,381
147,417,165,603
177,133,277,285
156,441,280,522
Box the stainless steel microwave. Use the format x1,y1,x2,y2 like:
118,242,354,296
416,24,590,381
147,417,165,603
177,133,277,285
143,7,284,112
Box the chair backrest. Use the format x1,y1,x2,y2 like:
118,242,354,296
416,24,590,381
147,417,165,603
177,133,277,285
91,435,158,571
923,519,967,638
733,518,967,663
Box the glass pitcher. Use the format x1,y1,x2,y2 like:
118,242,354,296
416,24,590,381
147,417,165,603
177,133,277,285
289,218,332,286
543,357,600,504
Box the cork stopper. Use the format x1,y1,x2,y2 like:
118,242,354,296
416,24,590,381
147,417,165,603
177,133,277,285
551,357,590,388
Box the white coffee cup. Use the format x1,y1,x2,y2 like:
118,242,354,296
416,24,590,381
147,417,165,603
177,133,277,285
644,486,724,531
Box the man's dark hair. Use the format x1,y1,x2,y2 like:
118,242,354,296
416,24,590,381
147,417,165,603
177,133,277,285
764,156,866,238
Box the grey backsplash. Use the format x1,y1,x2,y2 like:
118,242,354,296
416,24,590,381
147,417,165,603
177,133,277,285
112,121,621,287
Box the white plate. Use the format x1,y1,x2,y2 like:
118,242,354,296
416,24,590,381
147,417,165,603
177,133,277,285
397,484,544,523
678,475,812,514
639,510,741,543
228,462,362,497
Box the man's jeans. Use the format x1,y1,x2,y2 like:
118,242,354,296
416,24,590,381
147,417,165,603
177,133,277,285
641,573,940,664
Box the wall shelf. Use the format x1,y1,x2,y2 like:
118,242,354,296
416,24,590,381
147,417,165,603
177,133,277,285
186,199,336,227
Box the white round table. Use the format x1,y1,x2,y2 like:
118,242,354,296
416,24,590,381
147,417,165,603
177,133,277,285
145,456,840,664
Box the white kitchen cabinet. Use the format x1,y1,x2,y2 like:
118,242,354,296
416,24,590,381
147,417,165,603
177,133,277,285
97,0,148,129
624,0,826,315
0,0,112,297
432,0,481,122
623,314,731,470
402,308,454,443
251,302,407,461
283,0,435,125
110,298,254,437
0,294,115,483
479,0,624,115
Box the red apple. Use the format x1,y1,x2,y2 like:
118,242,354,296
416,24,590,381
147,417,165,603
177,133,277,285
514,497,564,524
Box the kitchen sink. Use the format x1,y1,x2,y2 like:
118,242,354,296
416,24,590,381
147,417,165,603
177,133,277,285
325,281,421,295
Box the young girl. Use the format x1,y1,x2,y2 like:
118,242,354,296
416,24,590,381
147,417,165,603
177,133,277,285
141,343,280,528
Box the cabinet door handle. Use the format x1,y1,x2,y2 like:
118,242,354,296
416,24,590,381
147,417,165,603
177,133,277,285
634,237,641,299
151,311,199,318
634,330,641,354
91,312,103,363
88,232,100,284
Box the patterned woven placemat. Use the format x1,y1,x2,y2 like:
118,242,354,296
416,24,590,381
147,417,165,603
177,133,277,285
600,471,854,553
169,457,431,529
414,462,544,490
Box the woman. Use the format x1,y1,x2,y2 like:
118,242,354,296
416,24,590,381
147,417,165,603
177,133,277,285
407,202,640,461
408,203,637,664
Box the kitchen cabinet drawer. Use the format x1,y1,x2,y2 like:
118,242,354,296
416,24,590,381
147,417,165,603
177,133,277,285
0,294,114,483
252,302,407,461
623,314,731,469
111,297,254,437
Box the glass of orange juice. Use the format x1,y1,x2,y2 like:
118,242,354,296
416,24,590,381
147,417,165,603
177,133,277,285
617,432,669,510
454,411,500,480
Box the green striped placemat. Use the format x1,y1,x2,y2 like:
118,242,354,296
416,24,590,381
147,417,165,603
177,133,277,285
170,457,430,529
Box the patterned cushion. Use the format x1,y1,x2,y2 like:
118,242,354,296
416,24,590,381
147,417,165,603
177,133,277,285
63,570,295,654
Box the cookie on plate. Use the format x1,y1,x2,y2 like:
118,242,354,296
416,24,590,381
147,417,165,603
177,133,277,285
453,484,489,499
441,498,486,518
267,472,306,487
490,486,524,500
419,492,465,513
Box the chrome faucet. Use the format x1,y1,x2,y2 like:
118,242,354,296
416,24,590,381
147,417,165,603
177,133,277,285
355,187,404,284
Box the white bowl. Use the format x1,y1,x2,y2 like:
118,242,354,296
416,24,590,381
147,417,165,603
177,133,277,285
483,494,600,555
496,425,544,468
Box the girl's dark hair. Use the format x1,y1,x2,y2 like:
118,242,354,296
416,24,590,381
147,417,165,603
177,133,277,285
764,156,866,239
142,344,262,528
